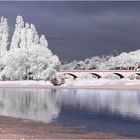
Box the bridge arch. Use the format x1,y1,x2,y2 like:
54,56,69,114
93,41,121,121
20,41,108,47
90,73,101,79
61,73,77,79
129,73,140,79
105,73,125,79
113,73,125,78
136,73,140,76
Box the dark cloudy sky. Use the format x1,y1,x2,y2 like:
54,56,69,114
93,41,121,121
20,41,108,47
0,1,140,60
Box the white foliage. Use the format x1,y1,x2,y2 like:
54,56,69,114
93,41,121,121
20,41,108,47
61,50,140,71
0,17,9,55
61,56,110,70
40,35,48,48
11,15,24,50
20,28,26,48
108,50,140,69
0,15,60,81
2,45,60,80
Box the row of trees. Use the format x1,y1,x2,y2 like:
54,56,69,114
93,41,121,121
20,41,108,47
61,50,140,70
61,55,111,70
0,16,60,81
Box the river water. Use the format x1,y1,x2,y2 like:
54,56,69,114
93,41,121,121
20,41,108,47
0,88,139,137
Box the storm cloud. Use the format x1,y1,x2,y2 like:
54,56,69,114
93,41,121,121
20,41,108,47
0,1,140,60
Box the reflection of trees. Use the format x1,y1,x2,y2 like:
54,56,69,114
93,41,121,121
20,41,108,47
0,88,140,122
56,89,140,119
0,88,60,123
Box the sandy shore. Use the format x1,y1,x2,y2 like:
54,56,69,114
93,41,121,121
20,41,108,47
0,115,128,139
0,82,139,90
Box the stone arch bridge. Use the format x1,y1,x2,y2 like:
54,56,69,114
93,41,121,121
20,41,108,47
57,70,140,79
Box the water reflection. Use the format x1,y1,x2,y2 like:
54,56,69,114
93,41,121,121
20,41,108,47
0,88,139,122
57,89,140,120
0,88,60,122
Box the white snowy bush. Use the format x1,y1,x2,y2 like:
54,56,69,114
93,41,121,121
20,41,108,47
0,15,60,81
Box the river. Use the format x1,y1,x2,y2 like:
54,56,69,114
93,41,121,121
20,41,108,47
0,88,139,138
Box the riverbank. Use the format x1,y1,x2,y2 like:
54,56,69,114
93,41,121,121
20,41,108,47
0,80,140,90
0,115,127,139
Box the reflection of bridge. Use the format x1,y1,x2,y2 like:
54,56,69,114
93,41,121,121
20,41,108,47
57,70,140,79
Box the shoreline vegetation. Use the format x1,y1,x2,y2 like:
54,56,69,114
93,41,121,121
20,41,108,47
0,80,139,90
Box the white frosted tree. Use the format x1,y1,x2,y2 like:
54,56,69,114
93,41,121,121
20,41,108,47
0,17,3,48
10,15,24,50
0,16,9,56
34,34,39,45
26,23,34,48
40,35,48,48
2,45,60,80
20,27,26,49
28,45,60,80
31,24,39,44
1,48,29,80
11,18,40,49
1,15,60,81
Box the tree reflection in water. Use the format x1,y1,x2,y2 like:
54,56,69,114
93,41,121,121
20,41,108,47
0,88,60,122
0,88,139,122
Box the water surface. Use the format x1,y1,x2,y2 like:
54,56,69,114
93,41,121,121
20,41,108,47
0,88,139,138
